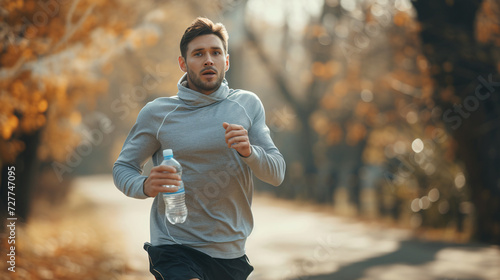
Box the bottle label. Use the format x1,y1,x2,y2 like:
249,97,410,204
165,187,185,195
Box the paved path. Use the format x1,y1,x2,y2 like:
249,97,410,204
73,175,500,280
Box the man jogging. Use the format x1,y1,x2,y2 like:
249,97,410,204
113,17,286,280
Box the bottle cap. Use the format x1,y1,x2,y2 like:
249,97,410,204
163,149,173,158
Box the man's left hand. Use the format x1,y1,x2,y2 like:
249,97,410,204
223,122,252,157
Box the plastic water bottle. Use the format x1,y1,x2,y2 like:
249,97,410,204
161,149,187,224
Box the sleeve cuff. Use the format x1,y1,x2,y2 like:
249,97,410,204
240,146,259,165
134,175,150,199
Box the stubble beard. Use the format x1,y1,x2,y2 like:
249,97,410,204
187,66,225,94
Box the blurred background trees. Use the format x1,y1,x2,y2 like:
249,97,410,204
0,0,136,220
412,0,500,246
233,0,500,244
1,0,499,246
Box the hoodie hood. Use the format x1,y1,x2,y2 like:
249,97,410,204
177,73,230,108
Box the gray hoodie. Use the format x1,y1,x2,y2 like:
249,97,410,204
113,74,286,258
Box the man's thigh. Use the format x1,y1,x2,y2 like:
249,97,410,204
144,243,253,280
144,243,204,280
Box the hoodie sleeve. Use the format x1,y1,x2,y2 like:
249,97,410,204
240,94,286,186
113,104,161,198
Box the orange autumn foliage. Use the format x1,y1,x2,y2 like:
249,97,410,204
0,0,134,164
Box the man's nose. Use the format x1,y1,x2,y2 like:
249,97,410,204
204,54,214,66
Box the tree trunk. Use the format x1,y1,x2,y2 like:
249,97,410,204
412,0,500,244
1,129,42,225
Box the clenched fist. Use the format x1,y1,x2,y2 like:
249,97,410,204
223,122,252,157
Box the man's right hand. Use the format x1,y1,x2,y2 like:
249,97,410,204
143,165,182,197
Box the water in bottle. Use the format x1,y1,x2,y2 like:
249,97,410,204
161,149,187,224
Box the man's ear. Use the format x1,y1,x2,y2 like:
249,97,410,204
178,56,187,72
225,54,230,72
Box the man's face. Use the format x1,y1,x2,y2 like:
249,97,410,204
179,34,229,95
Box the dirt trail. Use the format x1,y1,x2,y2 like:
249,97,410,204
73,175,500,280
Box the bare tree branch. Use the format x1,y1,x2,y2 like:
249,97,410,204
52,2,96,52
243,22,307,117
66,0,81,27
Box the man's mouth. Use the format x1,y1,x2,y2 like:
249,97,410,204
201,69,217,79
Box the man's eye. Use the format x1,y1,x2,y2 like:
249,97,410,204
194,53,202,57
214,51,221,55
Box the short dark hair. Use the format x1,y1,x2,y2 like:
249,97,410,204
180,17,228,58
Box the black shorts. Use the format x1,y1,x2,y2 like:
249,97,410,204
144,242,254,280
